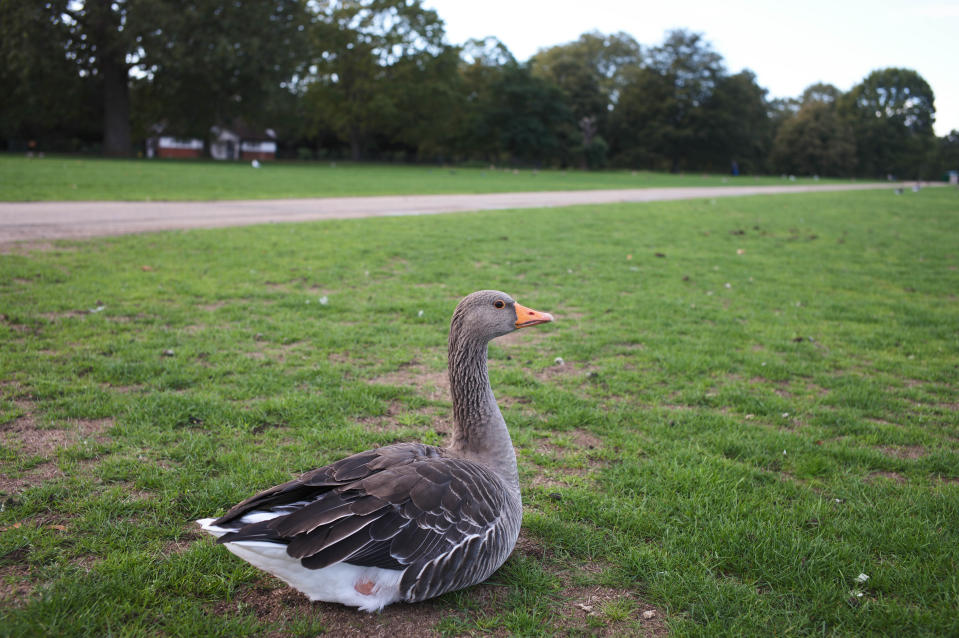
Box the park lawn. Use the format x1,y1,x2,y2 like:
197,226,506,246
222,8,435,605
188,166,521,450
1,188,958,637
0,154,853,202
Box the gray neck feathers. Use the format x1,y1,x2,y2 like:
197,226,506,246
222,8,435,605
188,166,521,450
446,314,520,495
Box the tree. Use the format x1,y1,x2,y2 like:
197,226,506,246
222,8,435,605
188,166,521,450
303,0,456,161
839,68,936,178
1,1,308,156
609,30,726,171
929,130,959,179
136,0,309,142
484,64,573,165
770,82,855,177
771,101,856,176
647,29,725,171
607,66,675,169
0,2,100,150
529,32,641,168
699,70,772,173
801,82,841,105
0,1,135,154
455,41,573,165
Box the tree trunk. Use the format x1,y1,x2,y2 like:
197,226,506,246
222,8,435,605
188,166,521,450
102,55,131,156
349,126,362,161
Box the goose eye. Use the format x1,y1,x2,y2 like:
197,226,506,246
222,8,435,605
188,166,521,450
493,300,506,309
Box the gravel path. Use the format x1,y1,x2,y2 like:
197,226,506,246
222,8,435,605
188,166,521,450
0,182,922,247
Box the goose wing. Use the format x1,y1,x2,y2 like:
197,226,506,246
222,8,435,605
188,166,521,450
212,442,514,601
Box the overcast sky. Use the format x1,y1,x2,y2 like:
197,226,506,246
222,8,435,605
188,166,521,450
423,0,958,136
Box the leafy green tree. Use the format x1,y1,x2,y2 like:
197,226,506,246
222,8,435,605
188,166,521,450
839,67,936,178
929,130,959,179
699,70,772,173
1,0,308,156
607,66,676,169
456,45,573,165
485,64,573,165
303,0,456,161
771,101,856,176
0,2,100,150
770,82,855,176
530,32,641,168
610,30,726,171
136,0,309,142
801,82,842,105
0,0,138,155
647,29,725,171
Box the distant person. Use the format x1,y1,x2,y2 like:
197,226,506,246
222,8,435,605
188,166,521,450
731,160,739,176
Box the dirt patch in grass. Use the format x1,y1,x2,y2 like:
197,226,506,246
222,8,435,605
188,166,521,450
164,527,203,555
0,414,113,494
525,428,607,490
533,359,599,384
879,445,927,460
0,554,34,608
492,327,551,350
533,428,604,455
518,530,666,637
368,364,450,402
0,241,77,255
214,576,499,638
867,471,907,484
356,401,453,439
247,341,305,363
557,585,667,637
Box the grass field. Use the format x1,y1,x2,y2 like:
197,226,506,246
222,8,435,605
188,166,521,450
0,155,853,202
1,188,958,636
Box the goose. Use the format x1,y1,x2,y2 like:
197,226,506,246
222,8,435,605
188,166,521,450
197,290,554,611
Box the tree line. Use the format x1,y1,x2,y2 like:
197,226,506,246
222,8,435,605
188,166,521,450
2,0,957,178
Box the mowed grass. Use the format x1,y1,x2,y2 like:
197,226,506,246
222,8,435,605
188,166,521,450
1,188,958,637
0,154,852,202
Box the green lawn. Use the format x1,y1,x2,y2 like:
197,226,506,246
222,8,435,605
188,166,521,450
0,154,853,202
1,189,958,636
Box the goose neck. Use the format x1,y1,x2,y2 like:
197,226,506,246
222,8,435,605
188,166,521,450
447,330,519,494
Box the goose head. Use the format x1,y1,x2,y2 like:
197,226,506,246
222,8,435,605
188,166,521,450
451,290,554,342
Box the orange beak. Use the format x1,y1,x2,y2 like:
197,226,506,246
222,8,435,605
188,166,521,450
514,302,554,329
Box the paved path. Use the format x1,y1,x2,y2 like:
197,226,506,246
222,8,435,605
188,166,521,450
0,182,923,246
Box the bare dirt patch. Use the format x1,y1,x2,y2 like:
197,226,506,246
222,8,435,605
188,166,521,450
355,401,453,440
867,471,907,484
525,428,607,490
214,576,500,638
368,364,450,402
0,241,77,255
164,527,203,556
247,341,305,363
0,414,113,494
210,530,665,637
0,553,34,608
558,585,667,637
524,530,666,637
533,359,599,384
492,327,550,349
879,445,927,460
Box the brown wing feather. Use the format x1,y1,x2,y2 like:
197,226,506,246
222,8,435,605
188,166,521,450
213,442,513,598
